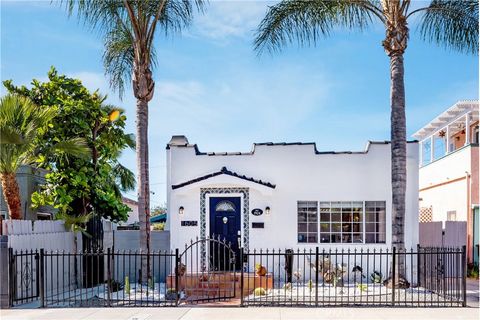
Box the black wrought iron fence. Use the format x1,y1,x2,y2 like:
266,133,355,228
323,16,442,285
241,246,466,307
8,245,467,308
9,249,39,306
40,249,177,307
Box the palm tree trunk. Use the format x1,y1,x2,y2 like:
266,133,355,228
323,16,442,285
389,52,409,288
0,172,22,220
136,97,151,283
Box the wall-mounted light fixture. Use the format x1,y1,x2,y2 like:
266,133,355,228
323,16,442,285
265,206,271,215
222,217,228,224
179,206,184,215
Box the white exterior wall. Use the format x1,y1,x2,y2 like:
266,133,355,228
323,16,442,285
419,146,471,223
120,202,139,225
167,139,419,251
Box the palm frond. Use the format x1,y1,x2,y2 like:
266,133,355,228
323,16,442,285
254,0,379,55
0,94,54,173
50,138,91,159
103,24,135,97
416,0,478,54
63,0,206,97
55,211,93,236
124,133,136,149
113,162,136,191
0,127,24,144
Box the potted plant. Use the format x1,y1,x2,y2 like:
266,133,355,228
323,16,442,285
255,263,267,276
165,288,177,301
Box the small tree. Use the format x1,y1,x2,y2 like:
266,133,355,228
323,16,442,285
151,204,166,217
5,68,135,222
0,94,89,220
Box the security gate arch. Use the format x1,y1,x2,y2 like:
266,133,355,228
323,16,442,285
177,236,237,304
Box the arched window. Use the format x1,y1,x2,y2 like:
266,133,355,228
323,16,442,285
215,200,236,212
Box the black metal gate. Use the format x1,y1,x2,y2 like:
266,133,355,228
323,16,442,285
9,249,40,306
177,237,237,304
82,216,105,287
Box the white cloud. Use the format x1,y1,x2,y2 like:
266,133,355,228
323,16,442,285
146,63,334,151
192,0,271,41
70,71,110,94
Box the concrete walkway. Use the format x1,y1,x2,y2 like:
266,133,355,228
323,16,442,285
2,279,478,320
467,278,479,308
1,307,479,320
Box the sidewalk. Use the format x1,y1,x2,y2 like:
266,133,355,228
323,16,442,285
467,278,479,308
1,307,479,320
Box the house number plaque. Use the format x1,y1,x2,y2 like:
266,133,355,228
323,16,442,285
251,208,263,216
181,220,198,226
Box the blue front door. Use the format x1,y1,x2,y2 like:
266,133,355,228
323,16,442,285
209,197,241,270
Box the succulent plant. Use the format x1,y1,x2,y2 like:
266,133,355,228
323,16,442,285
253,287,267,296
370,271,382,283
283,282,292,291
307,279,313,292
356,283,368,292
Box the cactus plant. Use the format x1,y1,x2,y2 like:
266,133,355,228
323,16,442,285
307,279,313,292
124,276,130,295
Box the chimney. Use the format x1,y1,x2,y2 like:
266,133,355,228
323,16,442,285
168,135,189,147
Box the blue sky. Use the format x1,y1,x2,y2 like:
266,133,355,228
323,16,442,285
1,1,478,206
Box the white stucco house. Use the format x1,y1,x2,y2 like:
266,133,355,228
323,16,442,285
118,197,139,228
166,135,419,259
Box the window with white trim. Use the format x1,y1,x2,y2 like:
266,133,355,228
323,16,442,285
319,201,363,243
297,201,318,243
447,210,457,221
365,201,386,243
299,200,386,244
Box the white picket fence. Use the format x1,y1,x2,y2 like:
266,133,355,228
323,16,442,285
8,232,81,253
2,220,66,236
2,220,81,253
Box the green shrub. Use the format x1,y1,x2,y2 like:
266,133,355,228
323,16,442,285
253,287,267,296
107,279,123,292
165,288,177,301
152,222,165,231
467,264,479,278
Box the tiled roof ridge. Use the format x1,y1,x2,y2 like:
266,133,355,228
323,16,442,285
171,166,276,190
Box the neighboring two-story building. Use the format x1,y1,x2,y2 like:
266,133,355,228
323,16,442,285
413,100,479,265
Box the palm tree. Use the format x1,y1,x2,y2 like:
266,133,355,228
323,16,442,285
63,0,205,282
254,0,478,287
0,94,89,220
